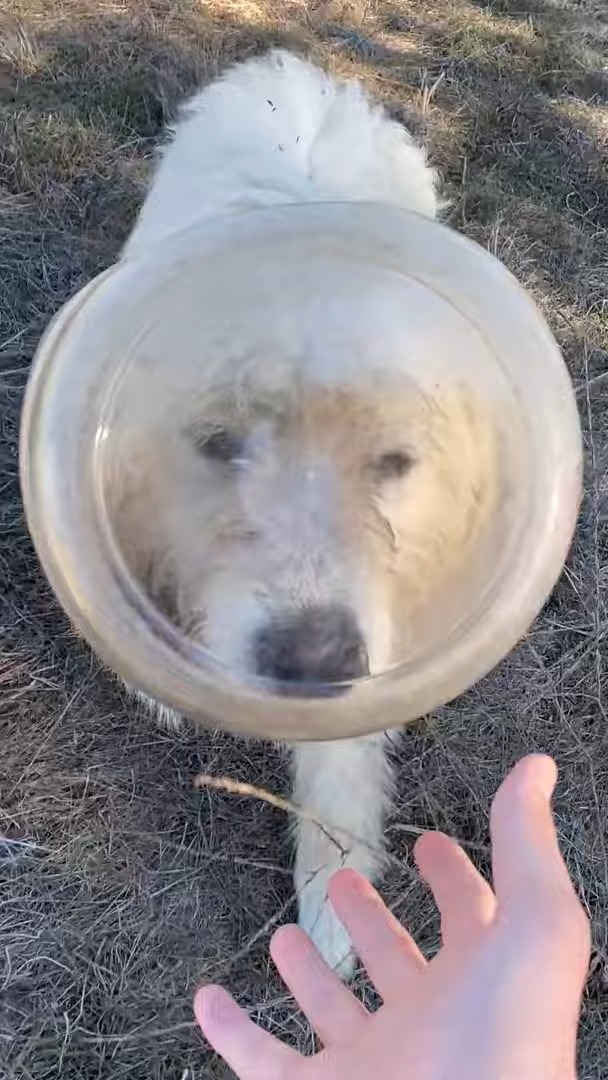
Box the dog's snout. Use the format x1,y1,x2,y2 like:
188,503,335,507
253,605,369,695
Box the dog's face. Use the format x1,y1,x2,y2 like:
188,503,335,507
109,368,495,696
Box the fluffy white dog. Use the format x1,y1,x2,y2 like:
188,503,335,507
117,50,493,975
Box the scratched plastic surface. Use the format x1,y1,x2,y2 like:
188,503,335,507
20,203,582,740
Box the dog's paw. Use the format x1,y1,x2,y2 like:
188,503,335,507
298,883,355,979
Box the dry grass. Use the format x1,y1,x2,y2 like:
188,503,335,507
0,0,607,1075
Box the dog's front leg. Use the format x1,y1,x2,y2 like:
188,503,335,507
291,733,393,978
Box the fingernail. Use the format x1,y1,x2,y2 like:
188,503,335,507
194,986,225,1026
519,754,558,801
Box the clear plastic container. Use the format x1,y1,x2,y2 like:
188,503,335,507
20,203,582,740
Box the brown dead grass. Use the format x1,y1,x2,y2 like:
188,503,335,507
0,0,607,1076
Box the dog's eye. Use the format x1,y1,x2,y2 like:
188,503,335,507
194,429,247,464
372,450,415,482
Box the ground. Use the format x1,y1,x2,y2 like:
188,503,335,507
0,0,607,1076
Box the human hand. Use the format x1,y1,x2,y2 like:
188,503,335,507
194,755,590,1079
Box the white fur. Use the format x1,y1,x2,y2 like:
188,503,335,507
293,732,393,974
125,49,438,258
125,50,441,976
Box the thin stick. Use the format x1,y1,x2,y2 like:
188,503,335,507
194,774,348,857
193,773,420,878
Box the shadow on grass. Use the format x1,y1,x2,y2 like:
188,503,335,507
1,0,605,362
1,1,607,1077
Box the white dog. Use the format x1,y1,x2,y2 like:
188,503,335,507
117,50,494,975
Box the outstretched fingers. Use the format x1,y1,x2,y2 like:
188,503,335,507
491,757,573,902
195,986,303,1080
490,755,590,969
415,832,496,947
270,924,368,1045
328,869,427,999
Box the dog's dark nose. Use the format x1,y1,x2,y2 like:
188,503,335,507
253,605,369,696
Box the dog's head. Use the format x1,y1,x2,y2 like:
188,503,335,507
109,363,495,697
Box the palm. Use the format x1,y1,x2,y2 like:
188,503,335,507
195,757,589,1080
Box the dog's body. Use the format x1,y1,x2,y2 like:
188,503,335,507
119,51,494,974
125,50,438,258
